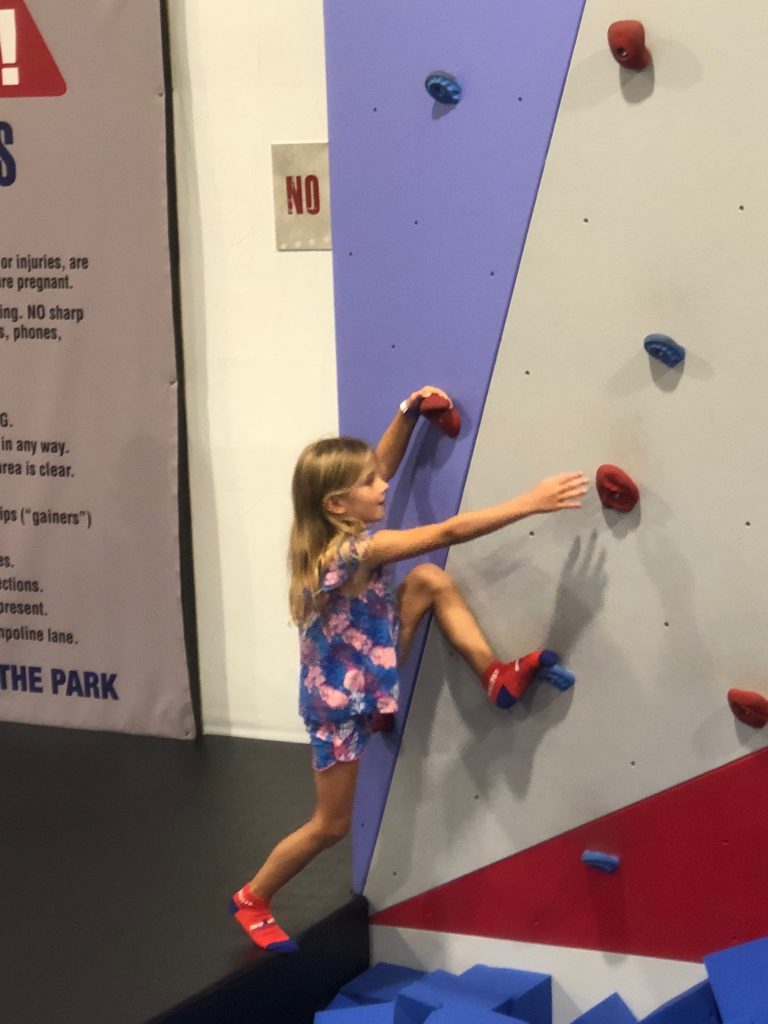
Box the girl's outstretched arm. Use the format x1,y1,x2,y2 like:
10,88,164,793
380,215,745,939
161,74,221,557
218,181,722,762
369,472,589,565
375,385,453,481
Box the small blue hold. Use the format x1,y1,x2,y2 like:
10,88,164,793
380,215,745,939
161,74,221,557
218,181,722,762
425,71,462,105
581,850,621,873
537,663,575,692
644,333,686,368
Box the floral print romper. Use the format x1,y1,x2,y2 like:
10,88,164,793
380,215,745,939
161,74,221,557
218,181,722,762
299,534,400,770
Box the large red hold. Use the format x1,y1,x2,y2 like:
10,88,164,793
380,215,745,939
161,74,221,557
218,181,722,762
727,689,768,729
596,464,639,512
608,20,651,72
419,393,461,438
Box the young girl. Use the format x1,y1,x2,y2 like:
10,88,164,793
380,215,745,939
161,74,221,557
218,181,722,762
230,386,588,952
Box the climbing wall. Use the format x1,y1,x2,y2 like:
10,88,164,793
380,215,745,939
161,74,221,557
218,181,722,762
324,0,768,1016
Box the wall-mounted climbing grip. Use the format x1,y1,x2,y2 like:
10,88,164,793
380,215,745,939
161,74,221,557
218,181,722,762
581,850,621,873
420,393,461,438
607,21,651,72
537,663,575,692
727,689,768,729
644,333,686,368
425,71,462,105
596,465,639,512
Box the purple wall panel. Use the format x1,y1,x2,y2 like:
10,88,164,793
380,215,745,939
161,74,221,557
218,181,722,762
322,0,586,891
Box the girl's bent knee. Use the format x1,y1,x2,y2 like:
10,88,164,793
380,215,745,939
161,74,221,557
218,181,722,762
407,563,452,596
322,822,351,847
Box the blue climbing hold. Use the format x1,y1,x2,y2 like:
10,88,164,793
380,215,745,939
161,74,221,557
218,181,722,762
581,850,621,873
425,71,462,105
644,333,685,368
537,664,575,692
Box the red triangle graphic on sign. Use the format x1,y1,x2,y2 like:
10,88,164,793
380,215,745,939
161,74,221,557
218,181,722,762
0,1,66,98
372,748,768,962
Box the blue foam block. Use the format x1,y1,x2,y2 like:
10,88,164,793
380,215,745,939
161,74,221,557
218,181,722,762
427,1009,525,1024
640,981,722,1024
325,994,361,1011
459,964,553,1024
704,935,768,1024
315,1001,397,1023
581,850,621,873
396,969,509,1024
339,962,425,1006
571,993,638,1024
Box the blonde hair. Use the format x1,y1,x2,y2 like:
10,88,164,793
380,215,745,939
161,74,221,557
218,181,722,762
289,436,374,626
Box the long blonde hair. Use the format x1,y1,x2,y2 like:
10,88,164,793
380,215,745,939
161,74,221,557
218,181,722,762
289,436,373,626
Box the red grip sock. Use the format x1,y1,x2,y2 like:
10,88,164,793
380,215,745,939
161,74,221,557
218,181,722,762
482,650,558,708
230,887,298,953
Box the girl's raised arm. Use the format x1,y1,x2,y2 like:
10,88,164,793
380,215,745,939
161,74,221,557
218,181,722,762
368,472,589,565
375,385,453,481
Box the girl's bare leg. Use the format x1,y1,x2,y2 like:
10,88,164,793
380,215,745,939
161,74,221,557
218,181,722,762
247,758,359,902
397,563,494,676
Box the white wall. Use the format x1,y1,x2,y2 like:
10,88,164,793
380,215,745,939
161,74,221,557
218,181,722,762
168,1,336,739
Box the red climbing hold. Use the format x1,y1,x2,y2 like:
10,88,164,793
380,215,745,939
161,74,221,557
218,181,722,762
608,20,651,72
596,465,639,512
420,393,461,438
727,689,768,729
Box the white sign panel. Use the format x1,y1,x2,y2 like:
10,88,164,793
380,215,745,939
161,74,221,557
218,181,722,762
272,142,332,251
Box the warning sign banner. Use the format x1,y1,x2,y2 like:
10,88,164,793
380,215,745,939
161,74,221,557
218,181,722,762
0,1,65,97
0,1,195,738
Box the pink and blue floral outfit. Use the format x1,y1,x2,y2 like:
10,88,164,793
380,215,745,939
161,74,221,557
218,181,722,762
299,534,400,770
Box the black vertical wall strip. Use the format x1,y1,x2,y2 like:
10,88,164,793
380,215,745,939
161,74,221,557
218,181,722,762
160,0,202,738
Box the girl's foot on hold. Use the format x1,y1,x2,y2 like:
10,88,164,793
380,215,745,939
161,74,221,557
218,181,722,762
482,650,558,709
230,887,298,953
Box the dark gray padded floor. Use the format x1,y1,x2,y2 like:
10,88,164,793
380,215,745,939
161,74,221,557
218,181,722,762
0,724,359,1024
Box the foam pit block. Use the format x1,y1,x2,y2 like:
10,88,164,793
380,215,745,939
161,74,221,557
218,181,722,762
338,962,425,1006
704,935,768,1024
315,1001,397,1023
325,994,362,1010
459,964,553,1024
640,980,722,1023
395,969,509,1024
571,993,638,1024
427,1009,525,1024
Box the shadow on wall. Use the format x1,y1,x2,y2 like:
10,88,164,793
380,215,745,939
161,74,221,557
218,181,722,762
562,37,703,114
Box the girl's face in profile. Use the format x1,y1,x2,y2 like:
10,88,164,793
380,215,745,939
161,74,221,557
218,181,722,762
331,457,389,525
